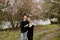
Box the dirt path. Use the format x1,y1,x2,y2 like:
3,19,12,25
18,27,60,40
39,27,60,40
34,27,60,36
40,32,57,40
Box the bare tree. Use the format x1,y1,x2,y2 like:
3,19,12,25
0,0,32,28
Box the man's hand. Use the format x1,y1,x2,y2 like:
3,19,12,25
24,24,28,27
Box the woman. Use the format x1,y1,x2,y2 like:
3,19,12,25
27,17,34,40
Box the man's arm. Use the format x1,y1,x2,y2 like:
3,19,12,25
20,21,24,28
24,24,29,27
20,21,29,27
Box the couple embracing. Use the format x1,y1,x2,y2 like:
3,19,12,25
20,15,34,40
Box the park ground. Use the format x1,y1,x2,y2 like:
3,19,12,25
0,24,60,40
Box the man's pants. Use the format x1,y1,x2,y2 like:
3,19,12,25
21,31,27,40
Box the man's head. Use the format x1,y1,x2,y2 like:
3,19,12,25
23,15,28,21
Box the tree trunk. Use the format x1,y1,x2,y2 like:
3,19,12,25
10,20,15,28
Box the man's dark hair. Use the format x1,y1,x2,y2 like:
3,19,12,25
21,15,27,20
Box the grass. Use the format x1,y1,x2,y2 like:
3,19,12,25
34,24,59,33
0,24,59,40
0,30,20,40
33,33,46,40
33,32,50,40
33,27,59,40
34,24,59,40
50,30,60,40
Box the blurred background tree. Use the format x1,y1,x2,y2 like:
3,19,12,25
0,0,32,29
44,0,60,23
0,0,60,29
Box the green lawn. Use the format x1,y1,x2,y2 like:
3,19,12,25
0,30,20,40
34,24,59,33
0,24,59,40
50,30,60,40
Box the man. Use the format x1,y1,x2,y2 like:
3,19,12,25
27,17,34,40
20,15,29,40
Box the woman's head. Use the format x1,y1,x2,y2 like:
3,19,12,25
28,17,32,22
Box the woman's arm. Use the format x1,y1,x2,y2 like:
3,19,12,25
29,22,34,28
